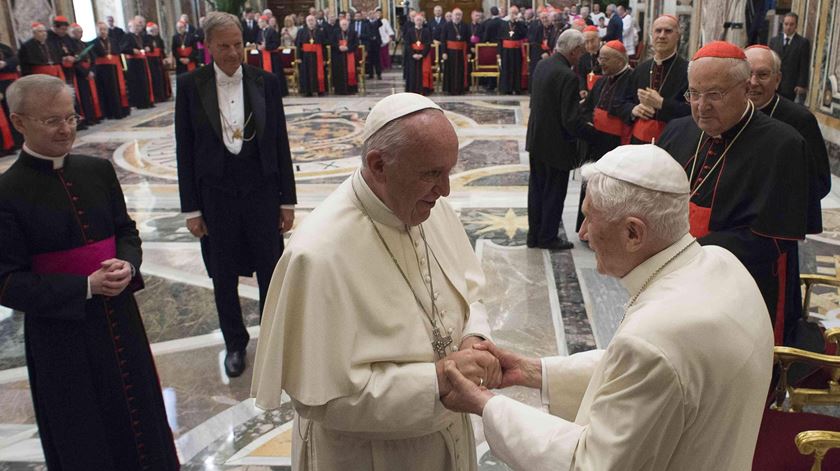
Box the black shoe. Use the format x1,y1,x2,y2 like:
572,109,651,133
224,350,247,377
538,239,574,251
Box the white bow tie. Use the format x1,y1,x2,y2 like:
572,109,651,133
218,74,241,87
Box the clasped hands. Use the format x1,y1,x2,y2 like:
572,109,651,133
437,339,541,416
632,87,664,120
89,258,133,297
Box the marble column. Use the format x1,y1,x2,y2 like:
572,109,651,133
9,0,53,46
0,0,14,47
698,0,746,47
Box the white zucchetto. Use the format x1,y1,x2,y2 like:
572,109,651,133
584,144,690,194
363,93,443,142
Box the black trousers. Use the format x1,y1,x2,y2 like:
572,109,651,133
200,175,282,352
366,43,382,77
527,155,570,245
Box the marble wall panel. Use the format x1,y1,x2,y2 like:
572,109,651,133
10,0,53,45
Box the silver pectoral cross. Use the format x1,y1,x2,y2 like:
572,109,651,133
431,327,453,358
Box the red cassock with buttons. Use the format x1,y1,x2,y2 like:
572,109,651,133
0,152,179,470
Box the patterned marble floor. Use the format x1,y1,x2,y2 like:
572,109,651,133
1,70,839,470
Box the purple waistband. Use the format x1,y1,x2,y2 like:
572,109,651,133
31,236,116,277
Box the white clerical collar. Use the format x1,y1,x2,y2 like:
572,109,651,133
214,63,243,85
23,144,66,169
654,50,676,65
620,233,700,297
352,169,406,229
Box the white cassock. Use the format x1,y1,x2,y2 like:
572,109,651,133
251,170,492,471
482,234,774,471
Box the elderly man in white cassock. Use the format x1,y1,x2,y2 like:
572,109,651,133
440,144,775,471
251,92,500,470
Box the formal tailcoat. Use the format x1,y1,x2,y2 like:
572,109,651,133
242,18,260,44
658,109,808,344
0,152,178,471
768,33,810,100
174,64,297,278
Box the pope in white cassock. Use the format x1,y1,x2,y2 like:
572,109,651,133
251,93,502,470
441,145,775,471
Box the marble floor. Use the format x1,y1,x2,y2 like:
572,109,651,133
1,70,840,470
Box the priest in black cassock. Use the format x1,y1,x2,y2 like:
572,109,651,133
441,9,471,95
576,40,632,231
577,26,602,96
0,74,178,471
498,7,528,94
172,21,200,75
622,15,689,144
175,12,297,378
144,23,171,102
331,18,359,95
296,15,328,96
0,42,21,153
93,21,131,119
404,13,433,95
746,45,832,343
120,20,155,109
68,24,102,126
528,11,554,90
658,42,808,345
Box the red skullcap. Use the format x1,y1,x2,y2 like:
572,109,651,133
259,15,269,21
54,16,69,24
605,40,626,54
31,22,44,28
70,23,81,28
692,41,747,60
146,22,156,27
573,18,586,26
583,25,599,33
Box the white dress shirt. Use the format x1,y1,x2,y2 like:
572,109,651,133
214,62,246,156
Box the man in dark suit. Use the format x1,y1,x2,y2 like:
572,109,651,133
241,8,260,44
482,6,503,42
365,9,383,79
106,16,125,46
603,4,623,42
175,12,297,378
526,29,589,250
430,5,446,42
768,12,810,102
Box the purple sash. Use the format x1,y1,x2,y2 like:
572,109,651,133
31,236,116,276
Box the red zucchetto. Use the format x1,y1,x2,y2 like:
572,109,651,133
604,40,626,54
583,25,599,33
691,41,747,60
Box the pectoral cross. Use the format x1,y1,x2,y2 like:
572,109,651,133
508,30,514,38
232,128,243,140
431,326,453,358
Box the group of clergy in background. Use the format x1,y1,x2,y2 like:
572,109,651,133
0,14,206,156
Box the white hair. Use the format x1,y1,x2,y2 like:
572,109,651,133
688,57,751,84
556,29,584,54
581,165,689,244
7,74,74,114
361,109,440,167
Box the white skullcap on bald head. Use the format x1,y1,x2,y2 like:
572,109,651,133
584,144,689,194
363,93,442,142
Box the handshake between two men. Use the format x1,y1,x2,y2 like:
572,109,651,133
436,338,537,417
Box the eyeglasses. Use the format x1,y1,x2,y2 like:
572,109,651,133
19,114,80,128
683,83,741,103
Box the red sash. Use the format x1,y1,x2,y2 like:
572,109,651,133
446,40,469,87
146,48,161,58
541,39,550,52
0,105,12,151
502,40,528,89
125,54,156,103
301,43,325,93
176,47,196,72
31,236,116,277
411,42,433,89
30,64,66,81
688,202,711,239
593,108,629,141
587,72,601,91
0,71,20,82
260,49,273,73
339,41,357,87
95,55,129,107
632,118,667,143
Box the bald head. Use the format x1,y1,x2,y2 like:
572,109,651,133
651,16,680,59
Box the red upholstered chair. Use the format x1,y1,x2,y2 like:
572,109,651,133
278,47,298,93
471,42,500,90
245,45,261,68
752,275,840,470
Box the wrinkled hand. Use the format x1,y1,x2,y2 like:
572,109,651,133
579,89,589,100
186,216,208,238
631,103,655,120
473,341,542,389
180,58,190,64
440,360,494,415
442,53,448,60
89,259,132,297
436,347,501,397
280,207,295,233
637,87,663,110
541,52,549,59
413,54,423,60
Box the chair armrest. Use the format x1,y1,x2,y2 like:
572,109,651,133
796,430,840,470
775,347,840,369
801,275,840,289
825,328,840,350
